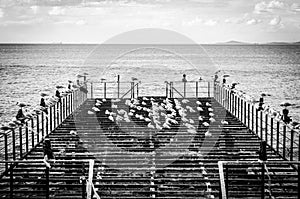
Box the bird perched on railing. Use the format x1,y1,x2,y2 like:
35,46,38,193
131,77,138,81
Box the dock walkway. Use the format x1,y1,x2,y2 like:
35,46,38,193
0,81,299,199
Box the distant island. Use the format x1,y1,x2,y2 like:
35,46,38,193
214,40,300,45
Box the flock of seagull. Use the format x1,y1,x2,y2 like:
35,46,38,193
88,97,231,138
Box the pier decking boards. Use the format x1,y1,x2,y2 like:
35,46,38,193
0,97,299,199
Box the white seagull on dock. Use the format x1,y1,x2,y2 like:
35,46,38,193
92,107,100,112
196,101,202,105
203,122,210,127
205,131,212,137
197,107,203,112
221,120,229,125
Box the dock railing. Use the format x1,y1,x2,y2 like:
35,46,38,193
87,80,213,99
0,159,94,199
218,160,300,199
214,82,300,162
0,84,88,175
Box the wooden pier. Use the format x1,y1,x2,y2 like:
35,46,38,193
0,80,299,198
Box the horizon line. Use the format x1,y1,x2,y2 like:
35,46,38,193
0,40,299,45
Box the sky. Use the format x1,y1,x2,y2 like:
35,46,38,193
0,0,299,44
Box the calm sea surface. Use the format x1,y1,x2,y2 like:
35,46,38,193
0,44,299,124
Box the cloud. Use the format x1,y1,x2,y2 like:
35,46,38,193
0,8,3,18
254,0,285,14
246,18,261,25
204,19,217,26
48,6,66,15
182,17,202,26
269,16,281,26
55,19,86,26
30,5,39,14
291,3,300,12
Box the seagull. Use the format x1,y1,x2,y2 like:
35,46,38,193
182,99,189,104
88,110,94,115
187,129,197,134
92,107,100,112
70,130,77,135
116,115,123,121
142,101,147,106
105,110,110,115
196,101,202,105
197,107,203,112
209,113,215,117
128,112,134,116
125,100,131,105
221,120,229,125
198,116,203,121
95,102,102,106
102,98,106,102
203,122,210,127
209,118,216,123
208,108,213,112
147,123,155,129
156,124,163,130
163,123,171,129
186,106,195,113
145,117,151,122
117,109,126,115
111,104,118,109
189,119,195,124
205,131,212,137
108,115,114,121
143,97,149,101
111,99,121,103
205,102,211,107
131,77,138,81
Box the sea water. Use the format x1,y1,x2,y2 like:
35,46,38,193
0,44,299,125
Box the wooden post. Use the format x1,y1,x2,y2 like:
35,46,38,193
36,115,40,143
196,81,198,98
32,123,35,148
247,103,250,128
234,95,237,117
45,167,50,199
237,97,240,119
91,82,94,99
19,127,22,158
261,162,265,199
25,122,29,154
49,106,52,132
270,118,273,149
283,125,287,159
104,82,107,99
240,98,243,122
166,82,168,98
276,122,280,153
265,114,268,143
117,75,120,99
244,101,247,125
256,109,259,136
183,81,186,98
251,105,254,131
60,100,63,124
260,111,263,139
208,82,210,98
41,112,44,138
11,129,15,160
10,164,13,199
290,129,294,161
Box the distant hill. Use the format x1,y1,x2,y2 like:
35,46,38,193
213,40,300,45
216,40,251,45
264,41,300,45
